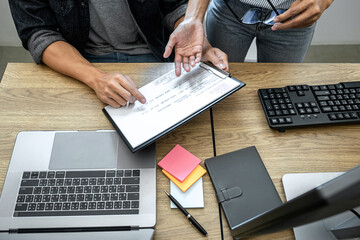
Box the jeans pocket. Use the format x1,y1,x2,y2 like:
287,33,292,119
48,0,74,16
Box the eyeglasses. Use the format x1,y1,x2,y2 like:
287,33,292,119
242,8,286,25
223,0,285,26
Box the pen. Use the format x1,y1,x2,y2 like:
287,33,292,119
164,190,207,236
265,0,280,16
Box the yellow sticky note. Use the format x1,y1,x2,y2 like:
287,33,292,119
162,165,206,192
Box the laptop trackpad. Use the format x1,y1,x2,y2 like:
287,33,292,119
49,132,118,170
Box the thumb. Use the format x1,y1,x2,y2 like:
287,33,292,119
207,51,226,70
163,35,175,58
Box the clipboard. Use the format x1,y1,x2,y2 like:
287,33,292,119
103,62,246,152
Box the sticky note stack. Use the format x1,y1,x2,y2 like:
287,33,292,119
158,144,206,192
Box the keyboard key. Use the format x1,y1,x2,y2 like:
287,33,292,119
92,186,100,193
114,201,122,209
297,91,305,96
28,203,37,211
314,90,330,96
68,194,76,202
67,187,75,194
80,202,88,210
30,172,39,179
17,195,25,202
336,113,344,120
125,170,132,177
85,194,93,201
47,172,55,178
22,172,31,179
97,202,105,209
54,203,62,210
36,203,45,211
344,113,351,119
111,193,119,201
109,186,117,193
321,107,332,112
105,202,113,209
71,202,79,210
106,178,114,185
39,172,47,178
278,118,285,124
76,194,85,201
45,203,54,211
55,171,65,178
94,194,101,201
19,187,33,194
131,201,139,209
42,187,50,194
25,195,34,202
116,170,124,177
15,203,28,211
88,202,97,209
33,187,42,194
81,179,89,185
122,178,140,185
117,185,125,192
42,195,51,202
123,201,130,209
270,118,279,125
21,180,39,187
63,203,71,210
65,171,105,178
51,195,59,202
106,171,116,178
102,194,110,201
39,179,47,187
15,209,139,217
119,193,126,200
75,186,84,193
285,117,293,123
34,195,42,202
101,186,109,193
128,193,140,200
126,185,139,193
84,186,92,193
73,179,80,185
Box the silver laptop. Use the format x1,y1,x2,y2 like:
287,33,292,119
0,130,156,239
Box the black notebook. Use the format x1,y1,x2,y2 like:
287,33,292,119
205,146,282,237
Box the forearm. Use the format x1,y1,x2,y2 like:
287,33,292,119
42,41,103,89
174,0,209,28
184,0,209,21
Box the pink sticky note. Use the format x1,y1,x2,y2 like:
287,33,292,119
158,144,201,182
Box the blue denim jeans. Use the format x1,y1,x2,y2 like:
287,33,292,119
82,52,159,63
206,0,316,63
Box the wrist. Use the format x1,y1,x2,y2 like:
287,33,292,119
81,66,106,90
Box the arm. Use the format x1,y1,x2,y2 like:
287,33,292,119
42,41,146,108
164,0,228,75
272,0,334,30
163,0,209,76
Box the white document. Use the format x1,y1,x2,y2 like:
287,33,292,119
170,177,204,209
104,63,243,151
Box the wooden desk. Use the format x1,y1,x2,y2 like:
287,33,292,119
0,63,359,239
212,63,360,239
0,63,219,239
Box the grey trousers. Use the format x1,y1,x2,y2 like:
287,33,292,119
206,0,316,63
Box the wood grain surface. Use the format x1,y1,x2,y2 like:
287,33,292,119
1,63,360,240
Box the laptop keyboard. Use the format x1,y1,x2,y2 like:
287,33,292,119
14,170,140,217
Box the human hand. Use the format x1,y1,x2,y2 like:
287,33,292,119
91,72,146,108
272,0,334,30
201,38,229,72
163,18,204,77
